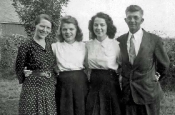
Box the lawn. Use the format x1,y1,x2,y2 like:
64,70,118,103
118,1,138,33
0,79,175,115
0,79,21,115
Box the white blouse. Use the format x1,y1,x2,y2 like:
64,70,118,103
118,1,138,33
86,37,120,71
51,41,86,72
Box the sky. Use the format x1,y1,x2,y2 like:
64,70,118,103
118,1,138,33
63,0,175,41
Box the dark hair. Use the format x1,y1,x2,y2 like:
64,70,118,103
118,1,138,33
125,5,144,15
88,12,116,39
34,14,54,29
58,15,83,42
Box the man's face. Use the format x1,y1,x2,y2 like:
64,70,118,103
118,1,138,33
125,11,144,34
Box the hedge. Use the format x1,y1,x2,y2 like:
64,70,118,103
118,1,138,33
0,35,27,79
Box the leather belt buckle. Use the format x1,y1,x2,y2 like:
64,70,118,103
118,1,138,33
44,71,51,78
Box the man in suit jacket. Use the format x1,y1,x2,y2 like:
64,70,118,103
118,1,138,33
117,5,170,115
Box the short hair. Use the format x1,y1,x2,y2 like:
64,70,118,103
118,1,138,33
88,12,117,39
58,15,83,42
34,14,54,29
125,5,144,15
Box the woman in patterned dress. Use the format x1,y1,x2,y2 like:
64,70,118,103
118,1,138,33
85,12,122,115
15,14,57,115
52,15,88,115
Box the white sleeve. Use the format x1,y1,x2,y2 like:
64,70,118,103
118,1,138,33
51,43,56,55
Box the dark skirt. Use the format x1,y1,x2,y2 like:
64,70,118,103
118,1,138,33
86,69,122,115
56,70,88,115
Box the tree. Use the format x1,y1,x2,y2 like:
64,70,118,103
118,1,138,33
12,0,69,41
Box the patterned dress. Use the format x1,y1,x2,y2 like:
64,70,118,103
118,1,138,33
15,38,57,115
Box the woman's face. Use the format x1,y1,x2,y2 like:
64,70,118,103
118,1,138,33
61,23,77,44
93,17,107,38
35,19,52,39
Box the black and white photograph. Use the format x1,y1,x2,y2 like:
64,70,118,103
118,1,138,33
0,0,175,115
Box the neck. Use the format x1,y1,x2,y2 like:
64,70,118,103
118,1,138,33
96,35,107,42
130,28,140,34
33,34,45,42
65,40,76,44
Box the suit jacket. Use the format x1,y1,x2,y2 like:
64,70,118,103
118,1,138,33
117,29,170,104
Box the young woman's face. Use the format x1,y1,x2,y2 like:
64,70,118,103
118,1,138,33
61,23,77,44
35,19,52,39
93,17,107,38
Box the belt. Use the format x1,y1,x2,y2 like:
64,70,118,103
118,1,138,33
92,69,119,75
91,69,116,73
32,70,52,78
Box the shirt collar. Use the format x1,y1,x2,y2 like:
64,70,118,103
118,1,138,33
63,41,78,46
128,28,143,41
94,36,110,46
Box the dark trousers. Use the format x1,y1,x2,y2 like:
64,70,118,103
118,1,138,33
123,97,160,115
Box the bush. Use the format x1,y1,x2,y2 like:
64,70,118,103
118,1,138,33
12,0,69,38
0,35,27,80
160,38,175,91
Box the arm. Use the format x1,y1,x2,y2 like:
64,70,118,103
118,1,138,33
116,43,122,89
51,43,60,75
84,42,91,81
154,37,170,80
15,43,28,84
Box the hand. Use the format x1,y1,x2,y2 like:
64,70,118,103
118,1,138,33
23,67,32,77
84,69,91,81
119,75,122,90
155,72,161,81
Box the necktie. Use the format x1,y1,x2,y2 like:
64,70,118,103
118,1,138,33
129,35,136,65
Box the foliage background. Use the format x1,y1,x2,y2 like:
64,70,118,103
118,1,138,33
12,0,69,42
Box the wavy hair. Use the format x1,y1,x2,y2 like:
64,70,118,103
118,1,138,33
125,5,144,15
58,15,83,42
34,14,54,30
88,12,116,39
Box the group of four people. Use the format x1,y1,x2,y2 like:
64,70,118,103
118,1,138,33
15,5,170,115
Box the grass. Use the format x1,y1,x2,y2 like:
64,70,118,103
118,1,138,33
0,79,21,115
160,91,175,115
0,79,175,115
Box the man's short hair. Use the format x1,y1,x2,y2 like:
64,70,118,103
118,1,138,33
125,5,144,15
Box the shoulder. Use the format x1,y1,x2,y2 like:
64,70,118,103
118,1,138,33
51,41,62,52
148,32,162,41
117,33,128,42
19,39,32,49
85,40,94,48
111,38,119,44
85,40,94,44
17,39,33,54
51,41,62,47
145,31,163,44
108,39,119,46
76,41,86,49
78,41,85,46
110,39,120,50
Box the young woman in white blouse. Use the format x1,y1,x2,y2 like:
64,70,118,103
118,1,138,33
85,12,122,115
51,16,88,115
